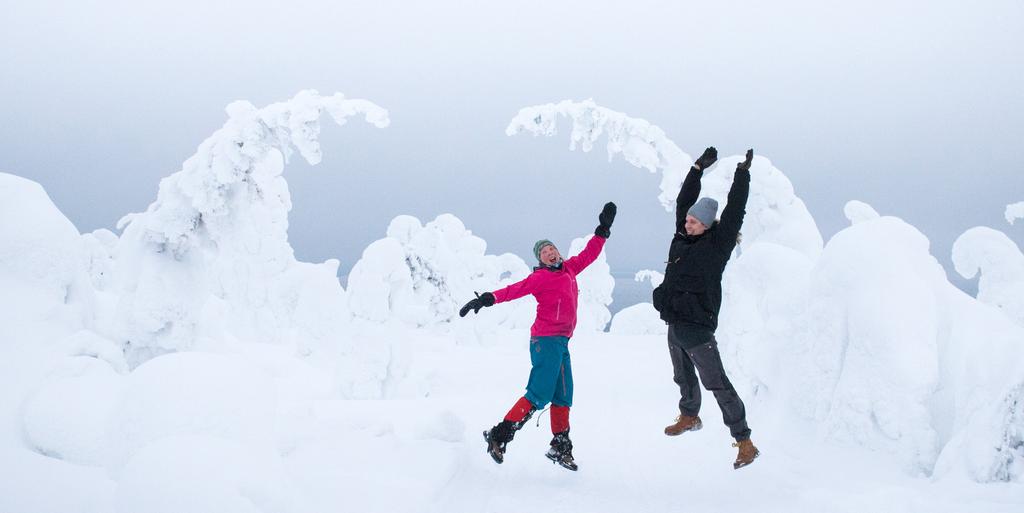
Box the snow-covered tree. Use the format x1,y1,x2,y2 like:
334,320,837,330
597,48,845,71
709,199,1024,481
108,90,389,366
952,226,1024,326
347,214,534,329
634,269,664,288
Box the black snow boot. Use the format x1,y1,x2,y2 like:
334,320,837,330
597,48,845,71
483,407,536,465
545,430,578,471
483,420,517,464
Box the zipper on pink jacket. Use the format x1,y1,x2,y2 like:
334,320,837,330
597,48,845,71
556,299,561,320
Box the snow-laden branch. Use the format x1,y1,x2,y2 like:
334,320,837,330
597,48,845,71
506,99,691,211
952,226,1024,326
1006,201,1024,225
118,90,389,255
508,99,823,258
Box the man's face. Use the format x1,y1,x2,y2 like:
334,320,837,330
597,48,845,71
684,215,707,236
540,244,562,266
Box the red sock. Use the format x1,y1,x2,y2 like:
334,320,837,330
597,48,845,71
504,396,535,423
551,405,570,434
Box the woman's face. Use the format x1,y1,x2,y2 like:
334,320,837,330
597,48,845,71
540,244,562,266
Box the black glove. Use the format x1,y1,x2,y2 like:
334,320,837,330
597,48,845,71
737,149,753,172
694,146,718,170
458,291,495,317
595,201,617,238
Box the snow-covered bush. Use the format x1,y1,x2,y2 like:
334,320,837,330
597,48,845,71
82,229,118,292
568,234,615,332
347,214,534,329
610,270,665,335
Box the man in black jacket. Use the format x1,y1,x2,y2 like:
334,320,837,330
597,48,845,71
652,147,760,469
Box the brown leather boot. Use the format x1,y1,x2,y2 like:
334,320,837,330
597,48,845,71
664,415,702,436
732,439,759,469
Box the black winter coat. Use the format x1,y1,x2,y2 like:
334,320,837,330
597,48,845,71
653,164,750,330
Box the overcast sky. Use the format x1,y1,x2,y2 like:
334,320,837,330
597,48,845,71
2,0,1022,291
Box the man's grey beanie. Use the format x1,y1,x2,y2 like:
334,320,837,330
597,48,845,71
687,197,719,227
533,239,555,261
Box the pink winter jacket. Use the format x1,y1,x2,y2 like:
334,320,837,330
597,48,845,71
491,235,607,338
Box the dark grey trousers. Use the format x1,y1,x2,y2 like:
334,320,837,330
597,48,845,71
667,324,751,441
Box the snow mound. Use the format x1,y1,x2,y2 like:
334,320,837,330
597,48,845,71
105,352,276,475
408,409,465,443
22,355,124,466
0,173,94,324
115,435,290,513
609,303,666,335
952,226,1024,326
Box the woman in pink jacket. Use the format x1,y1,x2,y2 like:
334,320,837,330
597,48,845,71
459,201,616,471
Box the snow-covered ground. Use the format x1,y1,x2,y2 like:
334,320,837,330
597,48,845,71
1,92,1022,512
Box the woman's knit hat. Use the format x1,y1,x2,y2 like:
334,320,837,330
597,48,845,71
533,239,556,261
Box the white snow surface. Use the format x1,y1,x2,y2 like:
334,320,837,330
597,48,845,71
2,96,1024,513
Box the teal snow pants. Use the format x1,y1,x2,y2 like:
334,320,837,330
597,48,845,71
524,336,573,409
